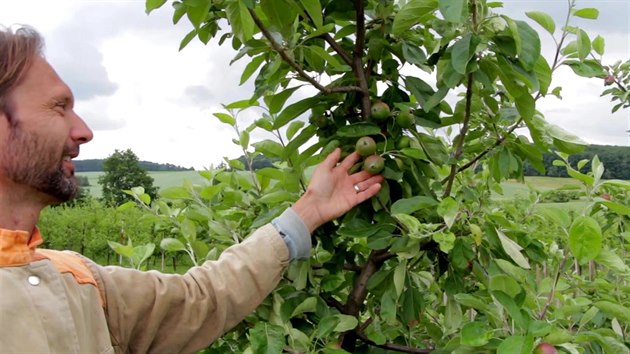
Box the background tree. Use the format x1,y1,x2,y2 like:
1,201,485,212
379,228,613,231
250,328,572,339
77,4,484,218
98,149,158,206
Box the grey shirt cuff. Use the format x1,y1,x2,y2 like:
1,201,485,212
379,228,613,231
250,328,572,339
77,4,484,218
271,207,311,260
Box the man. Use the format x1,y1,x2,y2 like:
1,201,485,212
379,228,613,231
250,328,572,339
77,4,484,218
0,26,383,353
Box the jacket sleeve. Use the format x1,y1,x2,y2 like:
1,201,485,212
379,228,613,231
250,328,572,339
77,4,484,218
88,223,290,354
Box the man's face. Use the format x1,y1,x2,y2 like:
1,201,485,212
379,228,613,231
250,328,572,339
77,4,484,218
0,56,93,203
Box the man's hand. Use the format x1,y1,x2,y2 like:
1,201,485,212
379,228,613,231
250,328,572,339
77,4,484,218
292,148,383,233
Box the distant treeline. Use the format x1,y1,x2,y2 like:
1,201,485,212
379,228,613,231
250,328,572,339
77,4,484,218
75,159,194,172
524,145,630,179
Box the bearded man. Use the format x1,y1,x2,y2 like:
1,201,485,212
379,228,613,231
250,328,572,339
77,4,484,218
0,26,382,353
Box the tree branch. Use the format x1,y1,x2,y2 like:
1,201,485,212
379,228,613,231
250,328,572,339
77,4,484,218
322,33,353,66
352,0,371,119
355,331,434,353
443,73,475,197
341,249,390,351
539,256,568,320
322,294,345,313
248,9,362,95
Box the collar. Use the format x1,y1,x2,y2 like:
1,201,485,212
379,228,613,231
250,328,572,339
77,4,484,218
0,228,43,266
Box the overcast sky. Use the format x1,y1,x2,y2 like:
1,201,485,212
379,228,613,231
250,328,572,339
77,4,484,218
1,0,628,170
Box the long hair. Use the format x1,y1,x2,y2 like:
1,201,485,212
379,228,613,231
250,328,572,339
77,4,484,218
0,26,44,121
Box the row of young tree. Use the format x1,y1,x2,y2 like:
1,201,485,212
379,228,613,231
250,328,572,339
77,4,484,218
75,158,194,172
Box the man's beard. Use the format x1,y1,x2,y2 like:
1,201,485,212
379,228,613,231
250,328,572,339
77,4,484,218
1,123,78,203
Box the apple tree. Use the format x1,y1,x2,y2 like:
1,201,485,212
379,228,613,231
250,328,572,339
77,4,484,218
139,0,630,352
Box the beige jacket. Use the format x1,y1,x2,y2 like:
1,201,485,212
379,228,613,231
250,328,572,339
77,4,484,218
0,224,290,354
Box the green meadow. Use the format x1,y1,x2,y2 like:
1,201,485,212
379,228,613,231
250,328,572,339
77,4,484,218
80,172,588,205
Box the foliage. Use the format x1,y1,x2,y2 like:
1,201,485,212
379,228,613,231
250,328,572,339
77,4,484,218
39,200,155,261
601,59,630,113
98,149,159,206
140,0,630,353
539,189,580,203
524,145,630,180
75,158,194,172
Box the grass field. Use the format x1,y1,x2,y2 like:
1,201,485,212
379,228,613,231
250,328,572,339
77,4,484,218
80,171,587,202
78,171,206,198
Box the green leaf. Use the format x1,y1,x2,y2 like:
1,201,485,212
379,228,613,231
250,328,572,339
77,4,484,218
450,33,473,75
214,112,236,126
286,121,305,140
577,29,591,60
546,122,588,153
528,320,552,337
592,35,605,56
433,231,456,253
569,216,602,264
445,296,463,331
160,238,187,252
496,229,530,269
493,291,528,331
181,219,197,242
267,87,300,114
489,274,522,298
437,197,458,228
400,148,428,161
391,196,438,214
454,294,492,313
274,97,322,129
534,56,552,96
226,1,255,43
601,201,630,216
258,191,295,204
185,0,211,29
179,29,197,51
159,186,192,199
512,19,541,70
461,322,491,347
401,287,423,326
497,335,534,354
240,130,250,150
579,306,600,328
392,0,439,36
240,55,266,85
563,59,607,78
249,322,284,354
225,98,258,109
526,11,555,34
424,85,449,112
392,214,423,235
291,297,317,317
301,0,323,28
336,123,381,137
107,240,134,258
145,0,167,14
260,0,298,33
393,260,407,298
515,93,535,120
252,139,284,158
573,8,599,20
439,0,467,23
306,45,346,70
334,314,358,332
116,201,136,211
594,301,630,324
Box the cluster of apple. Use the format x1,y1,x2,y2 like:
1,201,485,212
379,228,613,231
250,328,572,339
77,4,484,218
354,101,417,175
355,136,384,174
